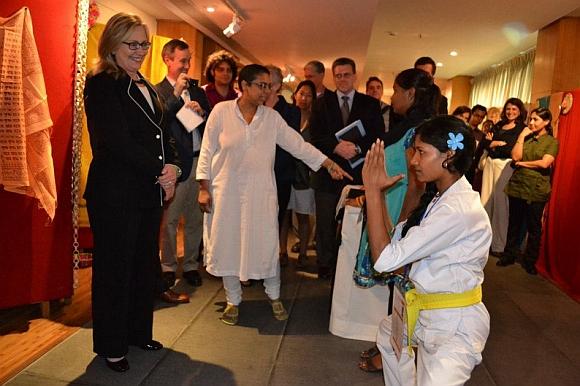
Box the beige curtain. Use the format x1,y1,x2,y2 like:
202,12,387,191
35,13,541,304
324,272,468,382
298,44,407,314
470,50,535,108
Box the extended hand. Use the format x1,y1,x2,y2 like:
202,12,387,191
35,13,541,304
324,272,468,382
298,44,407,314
362,139,404,192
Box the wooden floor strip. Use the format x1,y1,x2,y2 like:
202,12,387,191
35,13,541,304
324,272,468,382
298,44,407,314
0,268,92,384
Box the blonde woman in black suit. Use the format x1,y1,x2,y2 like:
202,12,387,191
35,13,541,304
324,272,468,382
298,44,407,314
84,13,180,372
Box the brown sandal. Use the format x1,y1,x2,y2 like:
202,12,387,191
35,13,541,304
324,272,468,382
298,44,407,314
358,351,383,373
360,345,379,360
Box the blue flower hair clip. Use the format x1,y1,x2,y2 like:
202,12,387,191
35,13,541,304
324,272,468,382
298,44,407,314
447,132,464,151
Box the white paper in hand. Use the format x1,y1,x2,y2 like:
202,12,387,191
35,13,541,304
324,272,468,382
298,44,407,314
176,105,204,133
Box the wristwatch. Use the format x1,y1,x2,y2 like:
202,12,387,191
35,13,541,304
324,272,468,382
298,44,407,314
174,165,182,178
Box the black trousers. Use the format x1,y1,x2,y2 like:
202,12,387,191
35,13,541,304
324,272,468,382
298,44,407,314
276,179,292,229
87,201,162,357
314,190,341,269
504,196,546,268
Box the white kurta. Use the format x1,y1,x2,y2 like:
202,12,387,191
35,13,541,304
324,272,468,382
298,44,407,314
374,177,492,386
197,100,326,281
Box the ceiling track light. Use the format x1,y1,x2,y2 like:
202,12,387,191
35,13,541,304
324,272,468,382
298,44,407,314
223,14,242,38
220,0,245,38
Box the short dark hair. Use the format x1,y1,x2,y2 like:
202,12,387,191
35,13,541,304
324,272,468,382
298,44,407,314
452,105,472,117
161,39,189,59
471,104,487,114
414,56,437,76
366,76,383,89
304,60,325,74
332,57,356,74
500,97,527,125
237,64,270,90
204,49,238,84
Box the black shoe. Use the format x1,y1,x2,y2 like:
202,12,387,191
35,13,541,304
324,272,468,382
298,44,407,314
496,259,514,267
524,265,538,275
140,340,163,351
182,270,202,287
105,357,129,372
162,271,176,288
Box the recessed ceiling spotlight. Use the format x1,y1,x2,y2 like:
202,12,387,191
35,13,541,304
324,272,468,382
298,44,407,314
206,6,216,13
449,50,458,57
436,62,443,67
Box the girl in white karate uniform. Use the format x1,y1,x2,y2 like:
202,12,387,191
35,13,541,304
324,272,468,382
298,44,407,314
362,116,492,386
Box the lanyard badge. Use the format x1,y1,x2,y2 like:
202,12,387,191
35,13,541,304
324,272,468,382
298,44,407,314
390,273,414,361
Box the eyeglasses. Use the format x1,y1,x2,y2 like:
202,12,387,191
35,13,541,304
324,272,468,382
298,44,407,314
122,41,152,50
250,82,272,91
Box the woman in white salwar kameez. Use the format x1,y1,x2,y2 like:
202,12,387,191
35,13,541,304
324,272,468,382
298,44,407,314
362,116,491,386
197,64,351,326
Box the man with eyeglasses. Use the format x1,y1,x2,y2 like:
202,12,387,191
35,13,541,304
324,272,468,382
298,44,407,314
155,39,210,298
309,57,384,279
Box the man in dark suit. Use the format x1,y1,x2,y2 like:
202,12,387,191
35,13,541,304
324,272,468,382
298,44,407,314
156,39,210,292
309,57,384,279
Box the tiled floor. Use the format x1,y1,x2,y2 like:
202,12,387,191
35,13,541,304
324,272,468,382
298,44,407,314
6,254,580,385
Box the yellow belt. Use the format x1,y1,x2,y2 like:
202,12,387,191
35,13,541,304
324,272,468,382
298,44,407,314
404,285,482,353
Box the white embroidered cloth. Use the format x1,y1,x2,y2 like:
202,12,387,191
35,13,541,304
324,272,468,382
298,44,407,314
0,7,56,219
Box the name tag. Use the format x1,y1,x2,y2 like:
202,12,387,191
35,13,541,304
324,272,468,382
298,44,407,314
390,285,406,362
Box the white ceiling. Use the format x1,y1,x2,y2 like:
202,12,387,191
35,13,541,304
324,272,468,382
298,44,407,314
129,0,580,94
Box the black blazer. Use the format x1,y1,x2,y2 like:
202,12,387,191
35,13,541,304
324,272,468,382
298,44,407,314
155,78,211,180
309,90,383,192
273,95,301,185
83,71,180,208
482,120,526,159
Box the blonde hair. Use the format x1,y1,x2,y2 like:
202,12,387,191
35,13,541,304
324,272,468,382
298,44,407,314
487,107,501,124
95,13,149,78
